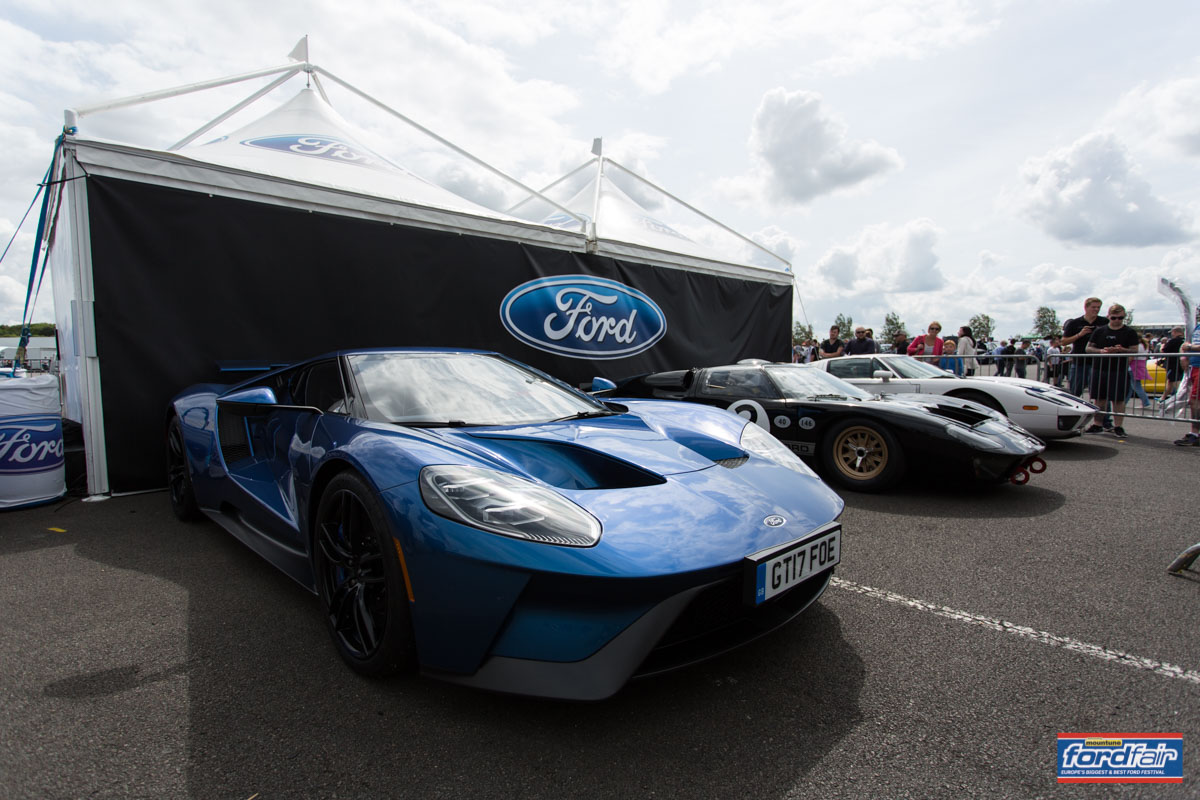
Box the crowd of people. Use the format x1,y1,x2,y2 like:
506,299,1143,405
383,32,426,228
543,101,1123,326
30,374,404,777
791,299,1200,446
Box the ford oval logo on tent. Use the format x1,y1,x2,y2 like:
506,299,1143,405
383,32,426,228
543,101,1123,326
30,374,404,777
500,275,667,360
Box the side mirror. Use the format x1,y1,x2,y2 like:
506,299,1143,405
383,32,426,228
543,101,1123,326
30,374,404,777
590,377,617,392
872,371,891,381
218,386,324,414
220,386,278,405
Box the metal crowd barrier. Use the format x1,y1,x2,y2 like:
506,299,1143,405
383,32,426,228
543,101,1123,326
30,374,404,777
932,352,1197,424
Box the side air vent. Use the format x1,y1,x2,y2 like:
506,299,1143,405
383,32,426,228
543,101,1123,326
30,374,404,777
217,409,252,465
930,404,992,426
714,456,749,469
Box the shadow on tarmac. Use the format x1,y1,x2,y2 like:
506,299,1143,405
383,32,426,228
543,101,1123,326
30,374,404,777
840,480,1066,519
1040,437,1120,462
7,494,868,799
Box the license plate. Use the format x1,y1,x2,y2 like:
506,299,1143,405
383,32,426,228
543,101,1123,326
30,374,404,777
744,525,840,605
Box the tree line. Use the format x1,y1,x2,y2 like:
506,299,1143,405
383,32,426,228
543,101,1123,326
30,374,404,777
0,322,56,337
792,306,1131,346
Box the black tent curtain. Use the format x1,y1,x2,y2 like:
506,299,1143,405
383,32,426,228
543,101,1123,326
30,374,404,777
86,176,790,491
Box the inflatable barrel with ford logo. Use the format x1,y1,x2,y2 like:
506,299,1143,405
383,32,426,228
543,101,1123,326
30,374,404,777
0,374,66,509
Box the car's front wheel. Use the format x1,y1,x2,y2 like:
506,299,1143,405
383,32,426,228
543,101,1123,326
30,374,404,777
314,471,415,677
166,416,201,521
821,418,905,492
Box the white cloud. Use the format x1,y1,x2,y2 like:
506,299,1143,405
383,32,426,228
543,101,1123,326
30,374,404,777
1091,261,1197,325
721,88,902,207
812,218,943,293
1015,131,1195,247
0,275,25,318
749,225,805,269
1023,262,1089,302
1103,76,1200,158
588,0,1004,93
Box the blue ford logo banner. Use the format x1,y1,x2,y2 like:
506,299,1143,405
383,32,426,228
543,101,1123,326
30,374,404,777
500,275,667,359
240,135,400,173
0,414,64,475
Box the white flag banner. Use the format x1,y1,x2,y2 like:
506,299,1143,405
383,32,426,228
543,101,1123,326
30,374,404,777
1157,276,1196,329
287,35,309,63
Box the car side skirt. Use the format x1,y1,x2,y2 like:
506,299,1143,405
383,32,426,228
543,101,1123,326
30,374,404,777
200,507,316,592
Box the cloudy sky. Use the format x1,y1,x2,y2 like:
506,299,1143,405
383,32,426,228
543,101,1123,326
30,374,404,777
2,0,1199,341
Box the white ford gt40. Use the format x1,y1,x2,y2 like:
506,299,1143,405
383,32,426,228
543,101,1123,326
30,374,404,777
804,354,1096,440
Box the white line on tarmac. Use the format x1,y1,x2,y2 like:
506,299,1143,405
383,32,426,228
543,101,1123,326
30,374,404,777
831,577,1200,685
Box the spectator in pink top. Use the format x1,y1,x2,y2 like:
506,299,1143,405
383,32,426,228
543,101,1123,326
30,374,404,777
907,321,944,362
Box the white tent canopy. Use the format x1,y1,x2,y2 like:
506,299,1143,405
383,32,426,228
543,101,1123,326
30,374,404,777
508,149,792,278
180,88,525,222
43,43,794,495
60,42,789,281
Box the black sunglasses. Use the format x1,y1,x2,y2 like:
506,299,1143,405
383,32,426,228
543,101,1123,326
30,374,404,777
1109,315,1125,320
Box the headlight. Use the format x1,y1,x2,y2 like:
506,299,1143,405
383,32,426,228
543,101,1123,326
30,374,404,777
420,465,601,547
740,422,818,477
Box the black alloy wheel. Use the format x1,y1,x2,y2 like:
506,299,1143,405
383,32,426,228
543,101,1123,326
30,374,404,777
166,416,201,521
820,418,905,492
314,472,414,676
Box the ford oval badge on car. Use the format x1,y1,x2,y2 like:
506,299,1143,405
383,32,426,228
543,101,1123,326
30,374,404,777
500,275,667,360
764,515,786,528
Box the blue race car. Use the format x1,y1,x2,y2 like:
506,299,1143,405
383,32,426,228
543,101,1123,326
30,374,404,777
166,348,844,700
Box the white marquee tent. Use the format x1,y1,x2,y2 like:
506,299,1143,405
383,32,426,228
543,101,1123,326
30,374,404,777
36,40,793,494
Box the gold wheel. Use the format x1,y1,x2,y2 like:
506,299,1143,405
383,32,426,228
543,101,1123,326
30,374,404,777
831,425,888,481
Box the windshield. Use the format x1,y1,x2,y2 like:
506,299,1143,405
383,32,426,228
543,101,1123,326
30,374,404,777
883,356,955,379
766,365,873,400
347,352,604,426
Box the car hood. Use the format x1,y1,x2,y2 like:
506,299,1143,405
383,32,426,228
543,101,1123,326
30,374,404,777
954,375,1044,390
388,404,844,575
462,413,737,477
936,375,1096,408
881,391,1005,424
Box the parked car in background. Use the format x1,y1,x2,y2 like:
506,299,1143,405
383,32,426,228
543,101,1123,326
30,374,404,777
596,361,1046,492
1145,360,1168,394
803,354,1096,440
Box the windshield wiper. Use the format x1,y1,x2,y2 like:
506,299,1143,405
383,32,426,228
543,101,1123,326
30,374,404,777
399,420,482,428
549,410,619,422
808,393,851,400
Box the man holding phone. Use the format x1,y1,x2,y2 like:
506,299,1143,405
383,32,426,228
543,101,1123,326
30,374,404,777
1062,297,1110,429
1086,303,1139,437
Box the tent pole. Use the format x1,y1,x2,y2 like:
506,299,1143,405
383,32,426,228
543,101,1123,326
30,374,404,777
310,72,333,106
311,65,588,231
605,159,791,270
587,156,605,246
505,158,596,214
167,69,301,151
68,62,301,121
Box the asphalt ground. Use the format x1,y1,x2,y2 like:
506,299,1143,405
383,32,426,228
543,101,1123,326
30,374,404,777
1,416,1197,800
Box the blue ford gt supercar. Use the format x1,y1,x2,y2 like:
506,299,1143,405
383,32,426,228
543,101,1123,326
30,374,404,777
166,348,845,700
